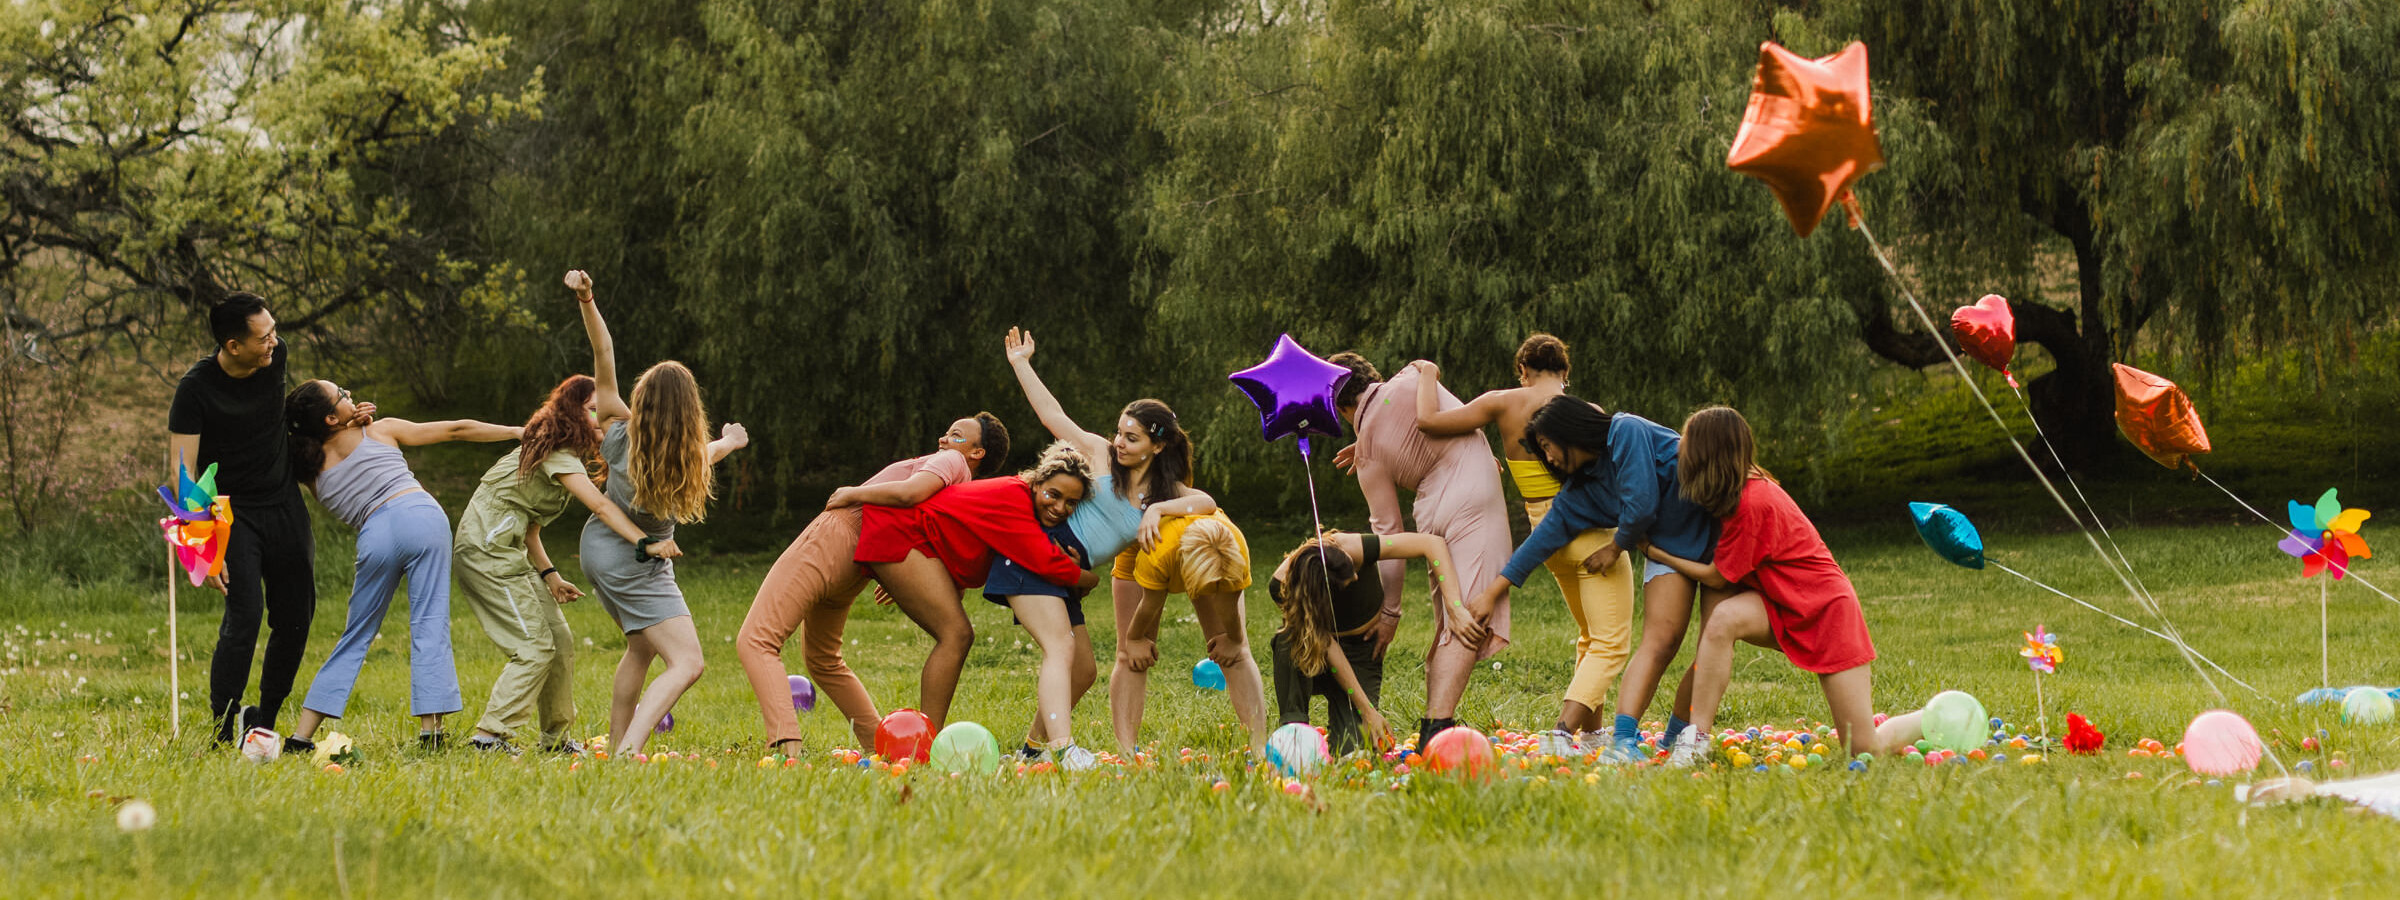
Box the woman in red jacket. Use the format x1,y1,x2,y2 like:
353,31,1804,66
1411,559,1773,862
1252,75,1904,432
854,442,1099,731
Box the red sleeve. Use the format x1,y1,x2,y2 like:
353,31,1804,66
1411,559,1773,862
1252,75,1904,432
976,481,1084,586
1712,481,1770,586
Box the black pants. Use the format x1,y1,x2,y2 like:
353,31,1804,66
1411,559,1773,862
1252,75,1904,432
1271,630,1383,757
210,497,316,739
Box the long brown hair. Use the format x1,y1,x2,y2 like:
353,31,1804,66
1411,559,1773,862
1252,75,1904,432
1113,399,1191,504
1274,538,1358,677
519,375,600,479
626,361,715,523
1678,406,1773,518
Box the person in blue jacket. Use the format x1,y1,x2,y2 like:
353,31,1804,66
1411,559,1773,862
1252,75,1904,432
1456,396,1717,761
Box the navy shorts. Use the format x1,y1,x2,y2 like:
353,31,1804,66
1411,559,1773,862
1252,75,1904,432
984,521,1088,627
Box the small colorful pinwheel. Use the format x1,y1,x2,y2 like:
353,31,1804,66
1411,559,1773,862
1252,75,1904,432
2278,488,2370,579
2019,625,2061,674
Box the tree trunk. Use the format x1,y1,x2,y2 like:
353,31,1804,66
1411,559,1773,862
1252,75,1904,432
2020,212,2119,468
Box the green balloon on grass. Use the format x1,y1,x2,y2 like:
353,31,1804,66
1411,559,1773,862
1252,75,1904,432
1921,690,1990,752
930,721,1003,775
2342,687,2395,726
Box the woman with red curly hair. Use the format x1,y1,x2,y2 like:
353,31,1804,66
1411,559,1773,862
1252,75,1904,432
452,352,667,756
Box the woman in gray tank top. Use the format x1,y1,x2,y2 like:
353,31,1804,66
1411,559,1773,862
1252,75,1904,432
280,379,521,753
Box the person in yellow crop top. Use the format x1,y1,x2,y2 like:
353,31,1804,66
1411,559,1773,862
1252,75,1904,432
1410,334,1638,758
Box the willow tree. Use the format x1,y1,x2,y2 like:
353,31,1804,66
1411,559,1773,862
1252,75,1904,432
1840,0,2400,458
661,0,1225,504
1136,1,1946,478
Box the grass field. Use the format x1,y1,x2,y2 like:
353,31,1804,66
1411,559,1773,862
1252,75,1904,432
4,517,2399,897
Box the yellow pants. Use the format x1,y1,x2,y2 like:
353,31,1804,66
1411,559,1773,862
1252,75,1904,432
1526,499,1638,710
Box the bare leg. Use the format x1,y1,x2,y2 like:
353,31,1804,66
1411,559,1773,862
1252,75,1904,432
869,552,971,731
1011,597,1080,747
1422,637,1478,719
611,616,706,758
608,630,659,754
1821,665,1922,757
1027,623,1095,747
1682,591,1778,736
1613,572,1698,723
1191,590,1268,755
418,713,441,733
293,709,328,742
1104,577,1149,754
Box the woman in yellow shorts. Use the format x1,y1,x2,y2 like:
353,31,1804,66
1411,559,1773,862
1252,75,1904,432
1110,511,1266,758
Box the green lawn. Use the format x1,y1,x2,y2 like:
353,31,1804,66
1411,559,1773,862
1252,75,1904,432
4,519,2398,897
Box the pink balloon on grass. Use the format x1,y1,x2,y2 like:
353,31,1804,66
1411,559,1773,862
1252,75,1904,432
2181,709,2262,776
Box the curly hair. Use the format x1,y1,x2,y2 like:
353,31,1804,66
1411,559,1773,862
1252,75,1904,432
518,375,601,479
1327,352,1382,411
1020,439,1096,493
1515,333,1569,376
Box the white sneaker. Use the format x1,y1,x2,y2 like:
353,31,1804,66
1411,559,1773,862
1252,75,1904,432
1056,744,1099,773
1665,729,1711,768
1535,729,1581,758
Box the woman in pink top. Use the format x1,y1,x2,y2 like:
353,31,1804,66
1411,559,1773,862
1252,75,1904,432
1329,353,1513,748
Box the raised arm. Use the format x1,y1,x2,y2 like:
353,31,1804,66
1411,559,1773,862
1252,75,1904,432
370,417,523,448
1002,327,1108,459
708,422,749,464
1407,360,1499,438
826,471,949,510
568,270,633,427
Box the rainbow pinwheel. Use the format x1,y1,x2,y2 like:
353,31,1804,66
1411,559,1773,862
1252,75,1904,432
2020,625,2061,674
2279,488,2370,579
156,457,233,586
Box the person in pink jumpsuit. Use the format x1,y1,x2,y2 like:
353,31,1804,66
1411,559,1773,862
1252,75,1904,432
1329,354,1513,748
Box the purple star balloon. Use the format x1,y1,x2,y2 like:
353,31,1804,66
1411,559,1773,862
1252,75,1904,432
1230,334,1350,446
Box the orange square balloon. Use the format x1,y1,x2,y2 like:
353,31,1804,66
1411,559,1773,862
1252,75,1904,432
1727,41,1885,237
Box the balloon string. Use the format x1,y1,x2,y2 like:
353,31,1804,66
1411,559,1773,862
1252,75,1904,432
1299,439,1331,598
2004,381,2170,624
1849,207,2227,703
1990,562,2263,697
2194,468,2400,608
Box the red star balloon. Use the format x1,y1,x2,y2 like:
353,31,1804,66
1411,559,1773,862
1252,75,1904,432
1726,41,1884,238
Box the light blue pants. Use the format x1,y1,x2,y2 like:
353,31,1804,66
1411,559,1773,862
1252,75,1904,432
303,494,463,719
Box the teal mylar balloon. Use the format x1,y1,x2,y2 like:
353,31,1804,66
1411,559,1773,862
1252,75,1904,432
929,721,1003,775
1921,690,1990,752
1909,502,1986,570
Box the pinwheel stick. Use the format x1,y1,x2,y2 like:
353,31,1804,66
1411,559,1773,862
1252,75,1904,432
2321,576,2330,693
2033,668,2048,756
167,541,180,738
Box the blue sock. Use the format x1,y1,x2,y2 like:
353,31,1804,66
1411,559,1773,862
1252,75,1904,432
1613,714,1639,746
1664,716,1692,746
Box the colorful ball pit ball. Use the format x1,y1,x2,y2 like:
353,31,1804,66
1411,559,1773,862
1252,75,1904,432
2181,710,2264,776
1920,690,1990,753
1267,723,1332,777
875,709,936,763
2341,686,2396,726
1422,726,1497,782
929,721,1002,775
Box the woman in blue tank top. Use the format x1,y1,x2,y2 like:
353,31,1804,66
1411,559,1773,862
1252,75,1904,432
281,380,521,754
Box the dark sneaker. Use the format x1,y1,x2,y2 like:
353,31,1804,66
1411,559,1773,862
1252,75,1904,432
541,737,586,757
417,731,449,752
283,736,318,757
468,735,519,755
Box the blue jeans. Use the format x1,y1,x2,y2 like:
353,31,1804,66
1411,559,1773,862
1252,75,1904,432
303,493,463,719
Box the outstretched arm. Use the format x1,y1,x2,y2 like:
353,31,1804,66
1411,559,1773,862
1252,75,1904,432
568,270,633,427
708,423,749,464
1137,486,1220,550
1003,327,1109,460
826,471,949,510
371,417,523,448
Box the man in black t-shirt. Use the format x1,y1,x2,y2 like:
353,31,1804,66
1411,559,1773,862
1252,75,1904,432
167,294,330,744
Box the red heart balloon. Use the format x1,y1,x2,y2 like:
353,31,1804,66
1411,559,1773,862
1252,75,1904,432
1949,294,2015,373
